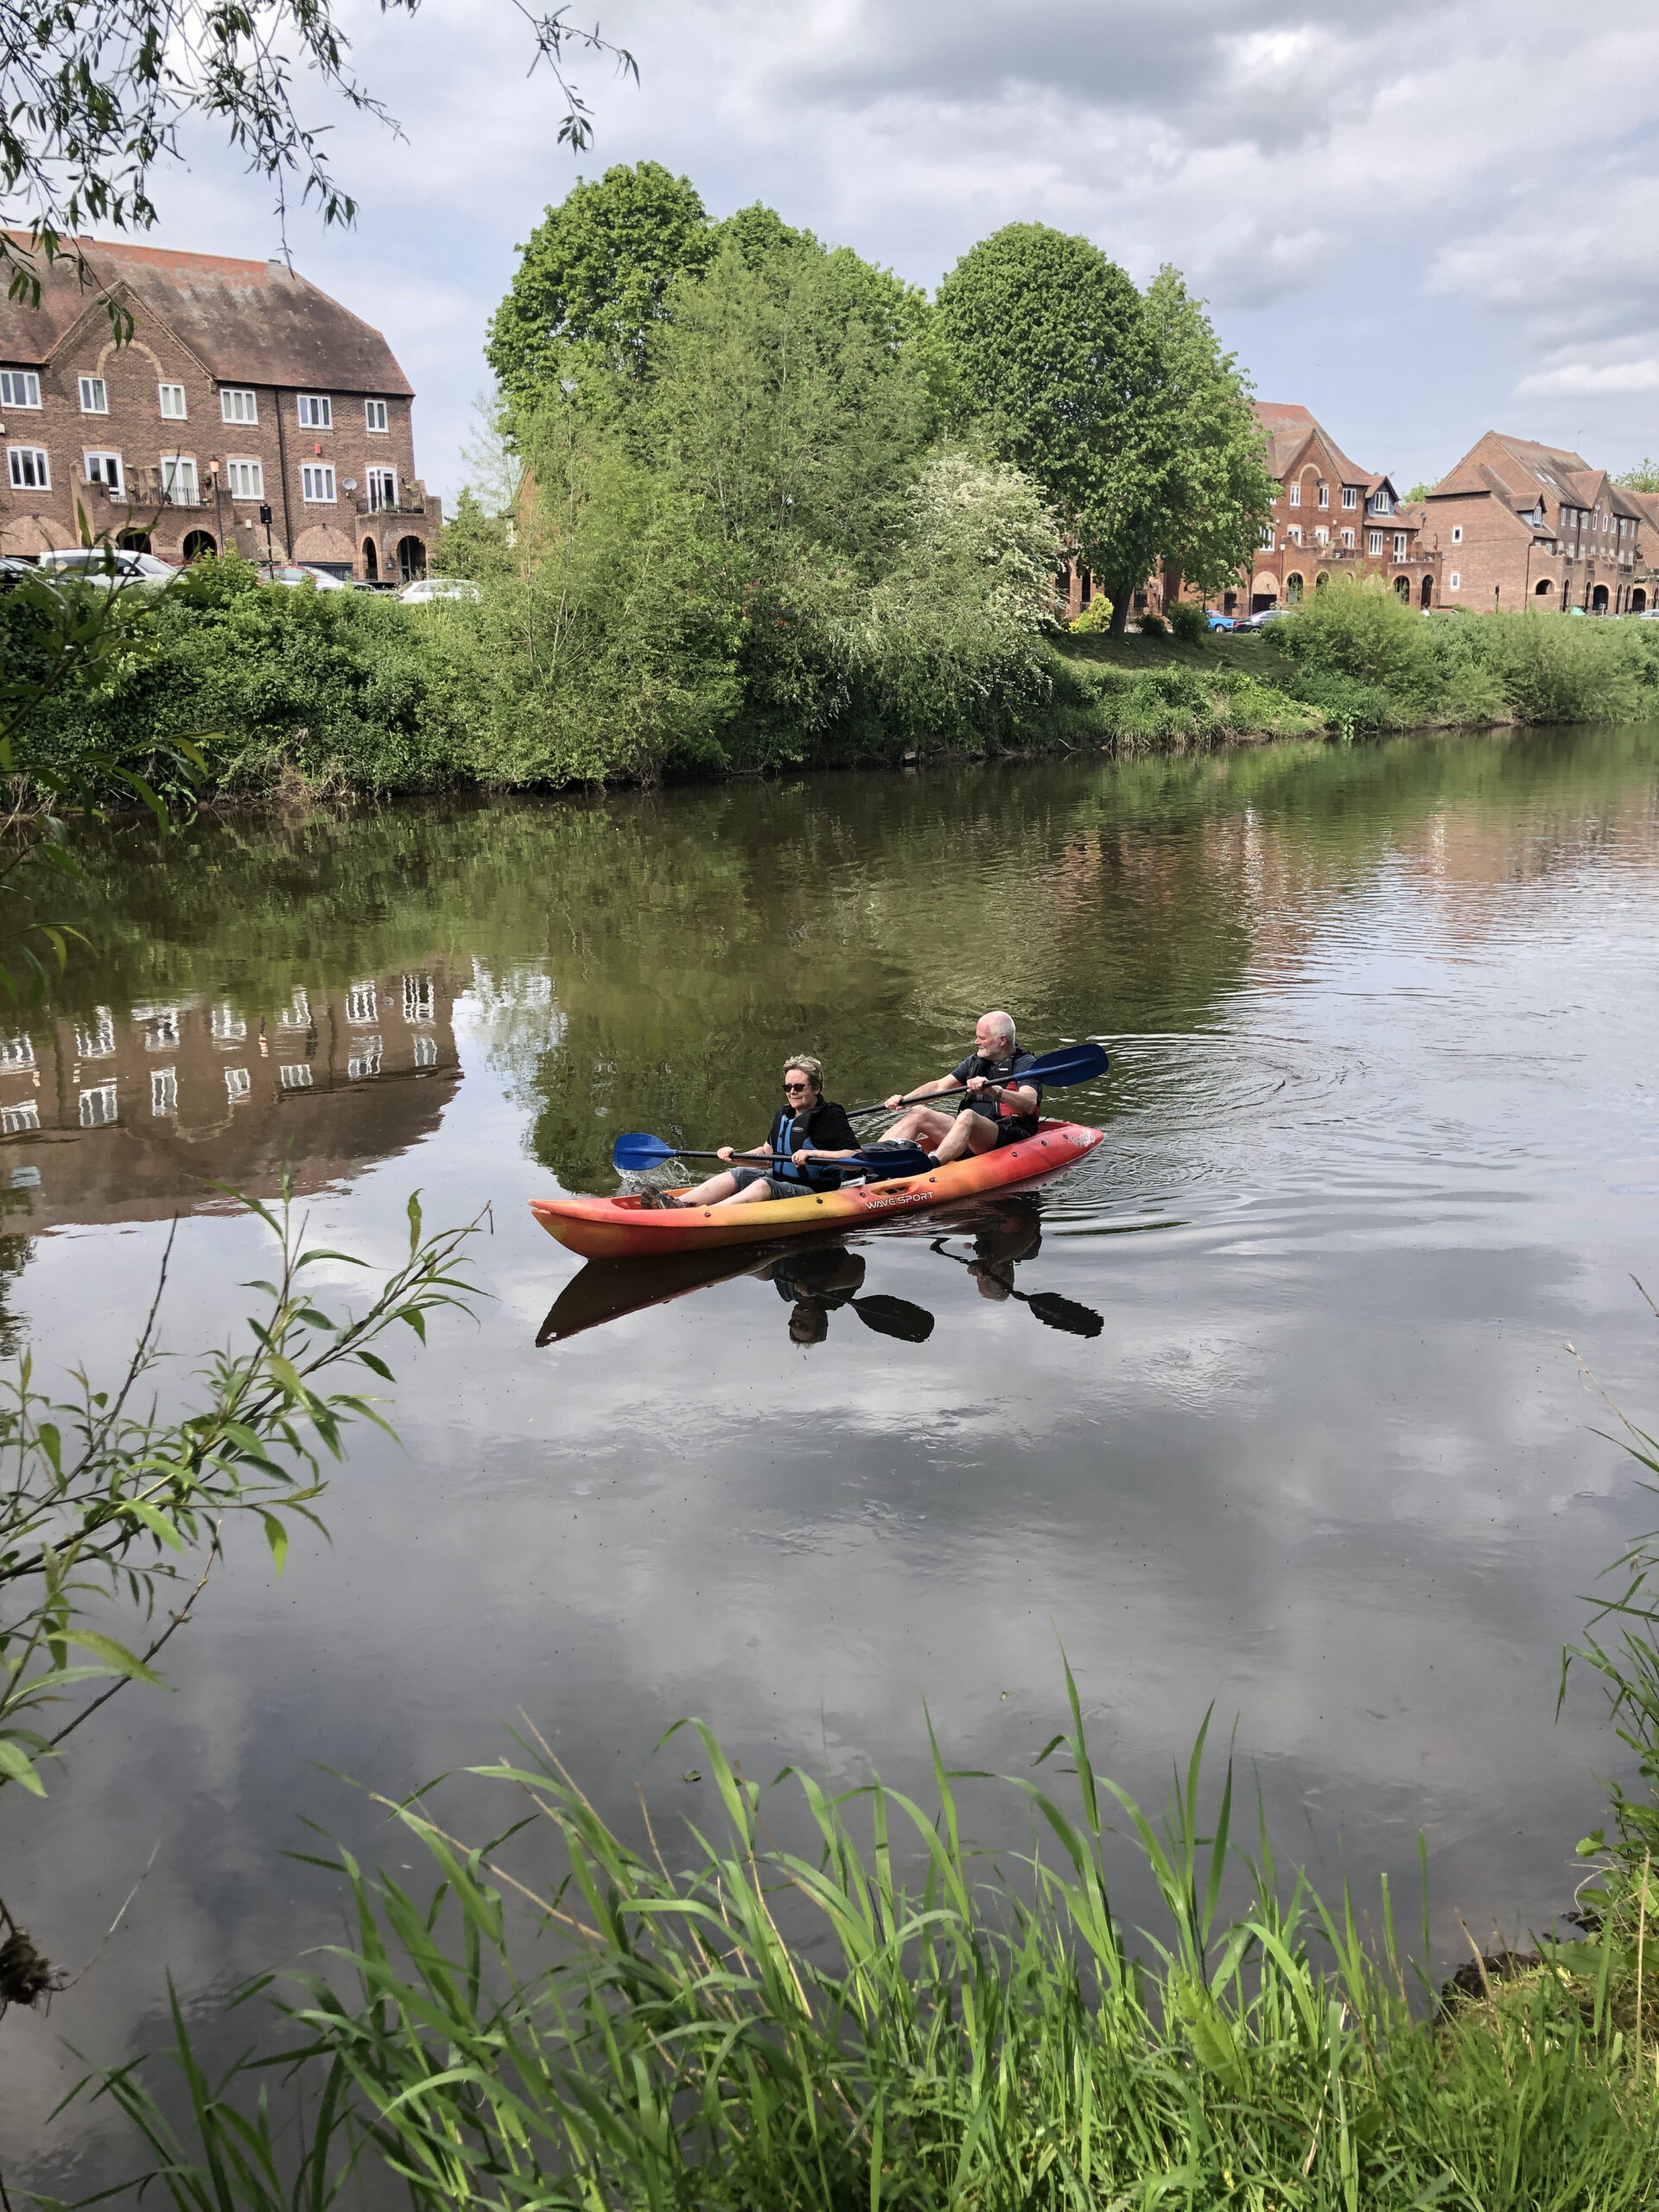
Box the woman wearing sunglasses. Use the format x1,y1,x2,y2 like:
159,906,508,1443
650,1056,862,1210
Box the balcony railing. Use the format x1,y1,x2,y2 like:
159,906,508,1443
353,491,428,518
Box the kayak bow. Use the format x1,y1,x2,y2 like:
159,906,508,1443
530,1118,1105,1261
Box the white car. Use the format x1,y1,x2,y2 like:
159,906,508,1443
259,563,351,591
35,546,177,588
399,576,481,605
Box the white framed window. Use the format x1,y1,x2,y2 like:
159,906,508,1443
412,1033,437,1068
403,974,434,1023
301,462,335,503
1317,481,1329,507
365,398,389,433
0,370,41,408
296,393,332,429
226,456,264,500
1,1101,40,1135
346,981,378,1024
219,387,258,424
210,1004,247,1042
366,467,397,512
160,454,199,506
8,446,49,491
150,1067,178,1116
1340,528,1354,548
78,375,108,414
1341,486,1358,510
1287,481,1301,506
79,1081,118,1128
75,1008,115,1059
1394,532,1408,559
225,1066,251,1102
1372,490,1393,514
279,1061,313,1090
1287,524,1302,544
1314,526,1328,545
1259,526,1274,549
348,1038,383,1081
158,382,188,419
84,451,123,495
1451,525,1462,543
1368,530,1384,556
1448,571,1461,590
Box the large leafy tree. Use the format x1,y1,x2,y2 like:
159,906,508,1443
1124,266,1277,613
936,224,1142,593
486,161,716,408
1,0,629,306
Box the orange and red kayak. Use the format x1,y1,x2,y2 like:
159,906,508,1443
529,1119,1105,1261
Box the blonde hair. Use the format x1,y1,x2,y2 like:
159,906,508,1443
783,1055,823,1095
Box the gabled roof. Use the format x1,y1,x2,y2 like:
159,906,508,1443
1253,400,1373,492
0,235,412,396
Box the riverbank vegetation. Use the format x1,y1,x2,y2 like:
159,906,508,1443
78,1465,1659,2209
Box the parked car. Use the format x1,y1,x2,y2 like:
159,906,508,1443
1240,607,1287,628
257,563,351,591
399,576,482,605
35,545,176,588
1205,611,1237,632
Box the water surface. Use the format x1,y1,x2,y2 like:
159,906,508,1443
8,727,1659,2187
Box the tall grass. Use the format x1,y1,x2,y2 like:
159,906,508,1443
65,1649,1659,2211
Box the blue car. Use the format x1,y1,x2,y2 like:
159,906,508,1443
1205,610,1237,632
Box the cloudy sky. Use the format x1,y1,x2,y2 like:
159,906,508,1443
143,0,1659,503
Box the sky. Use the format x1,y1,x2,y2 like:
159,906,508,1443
136,0,1659,506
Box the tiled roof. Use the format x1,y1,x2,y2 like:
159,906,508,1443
0,234,412,395
1254,400,1372,491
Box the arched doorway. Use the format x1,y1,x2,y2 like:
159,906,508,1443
1535,578,1553,598
181,531,217,561
117,530,152,554
396,535,427,583
363,538,378,583
1285,572,1304,605
1421,576,1433,608
1592,583,1610,613
1393,574,1410,601
1315,571,1329,591
1634,587,1648,613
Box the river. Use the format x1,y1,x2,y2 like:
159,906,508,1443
7,723,1659,2188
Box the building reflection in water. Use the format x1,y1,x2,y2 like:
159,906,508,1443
0,966,462,1230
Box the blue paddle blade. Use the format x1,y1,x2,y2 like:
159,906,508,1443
1024,1041,1109,1085
613,1130,678,1173
853,1141,933,1179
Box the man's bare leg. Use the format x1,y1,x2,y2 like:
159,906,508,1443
931,1111,1001,1166
883,1103,956,1149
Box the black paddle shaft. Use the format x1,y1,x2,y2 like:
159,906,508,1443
844,1042,1107,1120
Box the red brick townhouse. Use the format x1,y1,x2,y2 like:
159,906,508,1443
1418,432,1654,614
1236,403,1437,616
0,237,441,581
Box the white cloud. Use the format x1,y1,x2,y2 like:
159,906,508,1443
117,0,1659,499
1518,359,1659,397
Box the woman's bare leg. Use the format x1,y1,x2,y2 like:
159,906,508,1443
673,1169,740,1205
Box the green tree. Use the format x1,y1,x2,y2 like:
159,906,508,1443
1615,460,1659,493
936,223,1143,613
1134,266,1277,608
435,487,516,583
486,162,716,408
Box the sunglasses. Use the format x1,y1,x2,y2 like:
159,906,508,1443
782,1079,813,1093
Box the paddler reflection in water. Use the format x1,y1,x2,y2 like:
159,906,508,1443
648,1056,861,1210
882,1011,1042,1164
960,1198,1043,1299
762,1247,867,1344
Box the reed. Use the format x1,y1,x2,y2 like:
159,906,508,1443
69,1657,1659,2211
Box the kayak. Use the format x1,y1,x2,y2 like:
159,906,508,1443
529,1118,1105,1262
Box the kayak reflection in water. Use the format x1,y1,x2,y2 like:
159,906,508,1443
645,1055,862,1210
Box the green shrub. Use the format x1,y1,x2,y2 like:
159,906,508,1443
1276,574,1437,695
1165,597,1207,645
1137,610,1166,636
1069,593,1114,634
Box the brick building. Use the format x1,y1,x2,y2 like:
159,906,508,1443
1419,432,1655,614
1237,404,1438,615
0,238,441,581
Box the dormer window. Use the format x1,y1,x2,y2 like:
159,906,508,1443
1342,486,1358,509
1371,489,1393,515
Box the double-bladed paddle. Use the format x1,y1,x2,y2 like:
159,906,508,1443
611,1134,934,1179
843,1039,1109,1118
